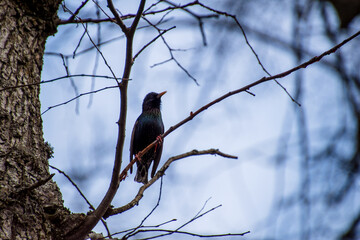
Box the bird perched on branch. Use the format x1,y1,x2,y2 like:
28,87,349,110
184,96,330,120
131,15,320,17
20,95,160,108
130,91,166,184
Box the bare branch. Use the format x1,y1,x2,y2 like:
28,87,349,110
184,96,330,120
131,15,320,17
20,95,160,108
64,1,147,239
60,4,120,85
122,177,165,239
143,17,199,85
50,22,157,59
88,6,102,108
91,0,115,23
67,0,90,22
162,0,217,46
72,23,88,58
125,28,360,170
108,200,249,239
150,58,172,67
106,0,128,34
137,229,250,239
195,1,300,105
49,165,112,237
50,165,93,210
58,1,217,25
108,219,177,238
133,26,176,61
0,74,116,93
129,201,250,239
139,177,164,225
59,17,115,24
60,54,80,114
104,148,237,218
79,21,120,85
41,85,118,115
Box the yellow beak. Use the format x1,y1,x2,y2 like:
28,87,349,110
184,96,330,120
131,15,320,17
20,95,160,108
157,91,167,98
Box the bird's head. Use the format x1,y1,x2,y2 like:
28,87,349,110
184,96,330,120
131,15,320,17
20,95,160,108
142,91,166,112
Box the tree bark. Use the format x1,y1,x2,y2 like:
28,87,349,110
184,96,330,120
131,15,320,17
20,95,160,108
0,1,82,239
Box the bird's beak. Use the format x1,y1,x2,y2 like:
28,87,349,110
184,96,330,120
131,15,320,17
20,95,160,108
157,91,167,98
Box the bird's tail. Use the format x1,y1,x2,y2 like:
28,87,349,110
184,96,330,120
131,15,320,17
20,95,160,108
134,163,148,184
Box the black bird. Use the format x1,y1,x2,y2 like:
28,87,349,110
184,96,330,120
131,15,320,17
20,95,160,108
130,91,166,184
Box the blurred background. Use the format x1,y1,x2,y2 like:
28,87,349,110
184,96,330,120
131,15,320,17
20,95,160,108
40,0,360,239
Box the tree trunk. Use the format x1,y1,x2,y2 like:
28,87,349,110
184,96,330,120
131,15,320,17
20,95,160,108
0,1,82,239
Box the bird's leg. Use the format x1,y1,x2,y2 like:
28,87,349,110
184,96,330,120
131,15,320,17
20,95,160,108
154,135,163,153
156,135,163,143
135,154,142,163
120,171,128,181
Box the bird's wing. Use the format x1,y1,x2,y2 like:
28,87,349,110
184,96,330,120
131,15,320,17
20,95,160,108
129,119,139,174
151,142,163,178
151,120,164,178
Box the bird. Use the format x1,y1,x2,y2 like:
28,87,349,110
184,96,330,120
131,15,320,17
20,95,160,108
130,91,166,184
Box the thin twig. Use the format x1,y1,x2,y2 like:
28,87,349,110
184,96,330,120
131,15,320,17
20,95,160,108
108,219,177,238
126,200,223,239
106,0,128,34
41,85,118,115
162,0,217,46
173,204,222,234
49,165,112,237
62,4,120,85
73,22,88,58
138,229,250,239
0,74,116,93
123,177,164,239
79,21,120,85
60,54,80,114
143,17,199,85
131,203,249,239
140,177,164,225
133,26,176,61
194,197,212,218
196,1,300,105
88,5,102,108
59,1,216,25
50,165,93,208
150,58,172,67
67,0,90,22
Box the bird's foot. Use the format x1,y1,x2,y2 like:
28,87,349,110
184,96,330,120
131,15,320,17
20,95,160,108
156,135,163,144
154,135,163,153
120,172,127,181
135,154,142,163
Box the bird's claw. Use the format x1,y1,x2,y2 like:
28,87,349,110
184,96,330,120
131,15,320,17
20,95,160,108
156,135,163,144
154,135,163,153
135,154,142,163
120,172,127,181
